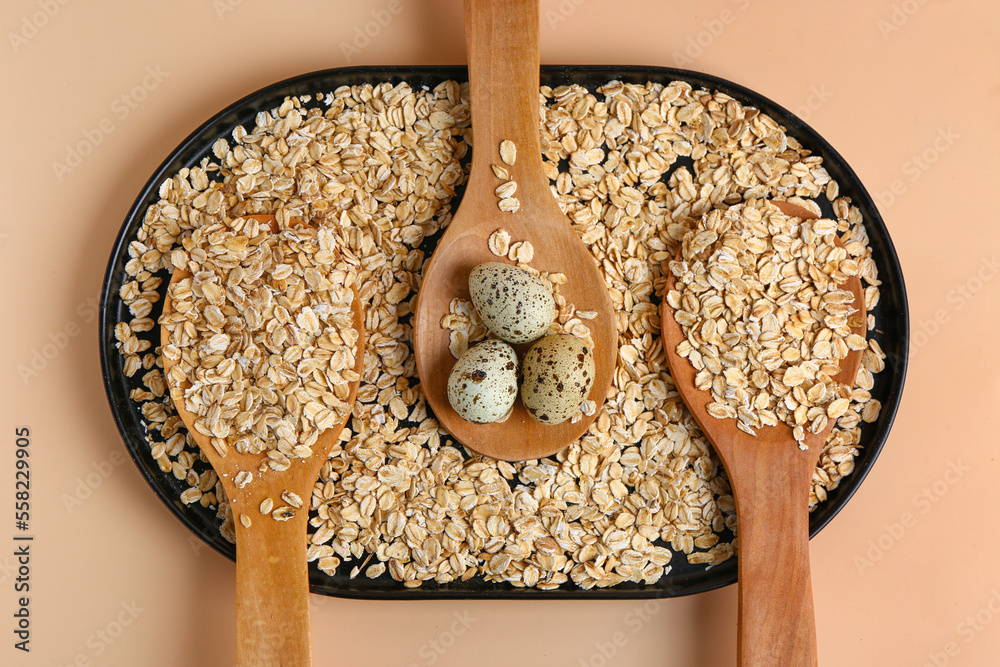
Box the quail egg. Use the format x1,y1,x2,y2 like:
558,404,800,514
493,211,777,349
468,263,555,344
447,340,519,423
520,334,595,425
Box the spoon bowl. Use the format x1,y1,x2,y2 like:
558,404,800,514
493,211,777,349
160,214,364,667
660,201,866,666
412,0,617,462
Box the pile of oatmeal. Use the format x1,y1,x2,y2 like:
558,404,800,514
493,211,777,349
666,199,870,446
161,216,360,466
115,79,884,590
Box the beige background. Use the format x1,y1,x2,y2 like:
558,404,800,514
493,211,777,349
1,0,997,665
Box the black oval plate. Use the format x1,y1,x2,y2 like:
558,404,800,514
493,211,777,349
99,65,908,600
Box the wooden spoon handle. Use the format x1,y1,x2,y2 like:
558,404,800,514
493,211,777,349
234,508,313,666
731,448,818,666
464,0,545,189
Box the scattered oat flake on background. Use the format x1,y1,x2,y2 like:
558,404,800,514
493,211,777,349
500,139,516,165
488,229,511,257
498,197,520,212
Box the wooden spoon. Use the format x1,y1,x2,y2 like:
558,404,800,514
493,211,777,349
412,0,617,462
660,201,866,666
160,214,364,667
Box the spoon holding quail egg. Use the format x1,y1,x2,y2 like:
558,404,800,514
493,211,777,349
412,0,616,461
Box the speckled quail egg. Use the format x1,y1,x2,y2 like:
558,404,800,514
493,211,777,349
520,334,595,425
447,340,519,423
468,263,555,345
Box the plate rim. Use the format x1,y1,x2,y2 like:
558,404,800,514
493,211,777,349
99,63,909,600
